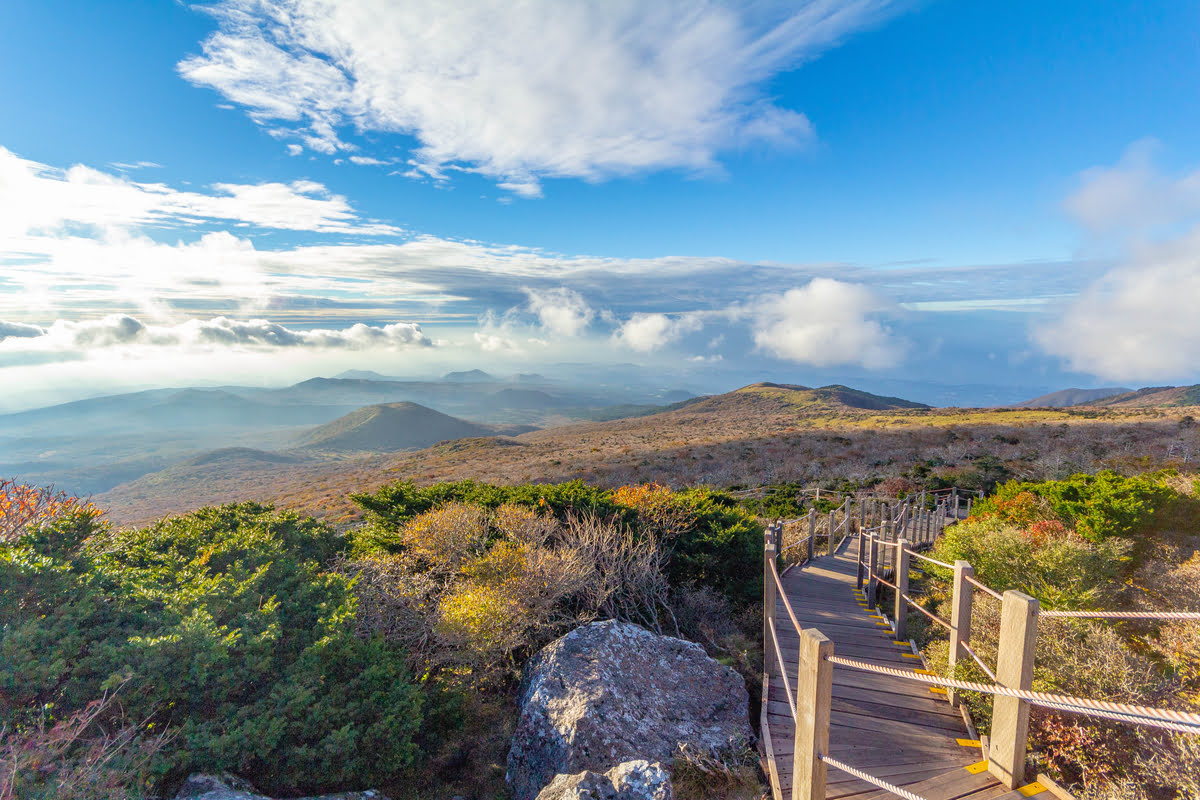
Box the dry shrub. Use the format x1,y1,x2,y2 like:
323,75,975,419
492,502,557,547
612,482,697,541
1136,732,1200,799
673,583,738,652
671,741,765,800
557,511,676,635
0,682,170,800
398,501,488,571
342,553,441,667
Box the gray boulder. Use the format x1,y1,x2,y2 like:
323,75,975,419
174,773,389,800
535,760,673,800
507,620,752,800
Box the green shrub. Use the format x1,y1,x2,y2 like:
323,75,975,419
975,471,1173,542
929,516,1129,609
0,503,422,796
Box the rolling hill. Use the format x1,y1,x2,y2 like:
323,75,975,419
1014,387,1132,408
1092,385,1200,408
296,402,496,451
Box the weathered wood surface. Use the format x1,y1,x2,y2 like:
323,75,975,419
765,538,1018,800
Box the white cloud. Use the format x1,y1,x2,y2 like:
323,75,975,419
1038,144,1200,381
0,320,46,340
613,312,702,352
473,330,523,354
524,287,595,336
1065,139,1200,235
348,155,388,166
1,314,431,355
0,146,398,237
1035,227,1200,381
179,0,897,194
750,279,903,368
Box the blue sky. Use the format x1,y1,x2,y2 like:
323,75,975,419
1,0,1199,409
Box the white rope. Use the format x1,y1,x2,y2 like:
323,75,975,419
1034,700,1200,735
1041,610,1200,620
903,548,954,569
779,535,812,554
767,622,796,720
770,560,804,637
959,640,998,682
901,593,954,631
825,655,1200,733
964,574,1003,600
819,754,931,800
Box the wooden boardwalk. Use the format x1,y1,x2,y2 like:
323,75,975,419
763,538,1041,800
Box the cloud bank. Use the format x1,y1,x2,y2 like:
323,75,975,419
1037,142,1200,381
179,0,898,194
0,314,431,355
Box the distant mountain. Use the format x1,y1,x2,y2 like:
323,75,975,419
1014,387,1132,408
660,389,695,403
488,388,566,409
512,373,549,383
443,369,494,383
296,402,496,452
731,383,929,411
332,369,407,381
176,447,306,468
1092,385,1200,408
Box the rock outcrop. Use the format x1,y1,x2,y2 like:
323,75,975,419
174,773,388,800
507,620,752,800
535,760,673,800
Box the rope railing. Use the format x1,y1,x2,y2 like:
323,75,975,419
825,655,1200,735
778,534,812,554
1041,610,1200,620
964,573,1003,600
903,548,954,569
767,621,796,719
959,640,998,682
769,559,803,636
819,753,932,800
901,593,953,631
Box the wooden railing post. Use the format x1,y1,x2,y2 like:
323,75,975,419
953,488,960,519
894,538,910,640
867,526,880,608
988,590,1039,789
763,530,778,680
776,519,785,563
856,525,865,590
806,508,815,563
793,629,833,800
827,509,836,556
948,560,974,707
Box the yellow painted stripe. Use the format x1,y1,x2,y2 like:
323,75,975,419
913,668,935,675
876,622,891,627
1018,783,1047,797
929,687,948,695
956,738,981,747
869,614,887,619
892,640,909,646
901,653,921,659
964,759,988,774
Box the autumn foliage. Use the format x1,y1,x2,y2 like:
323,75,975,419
0,478,100,544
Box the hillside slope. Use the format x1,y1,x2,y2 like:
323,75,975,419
1094,385,1200,408
296,402,497,451
1014,387,1131,408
